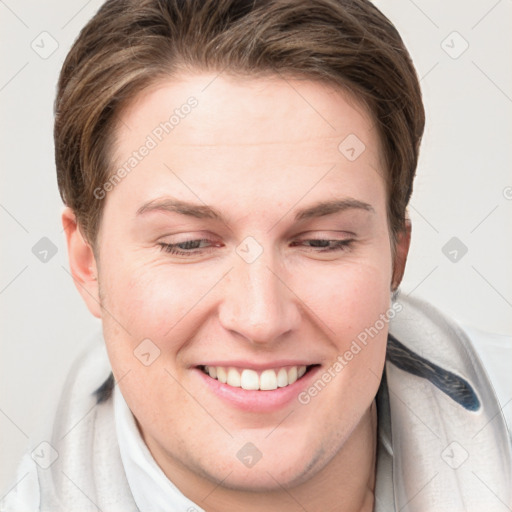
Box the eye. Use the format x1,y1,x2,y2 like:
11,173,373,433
157,237,354,257
291,239,354,252
158,238,219,256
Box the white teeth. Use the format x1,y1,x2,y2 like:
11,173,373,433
203,364,311,390
260,369,278,390
216,366,227,384
227,367,241,387
277,368,288,387
288,366,298,385
240,369,259,390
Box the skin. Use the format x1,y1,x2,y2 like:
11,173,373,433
63,72,411,511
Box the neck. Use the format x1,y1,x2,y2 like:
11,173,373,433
152,401,378,512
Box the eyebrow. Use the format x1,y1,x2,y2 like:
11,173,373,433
136,197,375,222
294,198,375,221
136,198,223,220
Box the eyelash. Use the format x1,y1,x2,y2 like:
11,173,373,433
158,238,354,256
159,239,215,255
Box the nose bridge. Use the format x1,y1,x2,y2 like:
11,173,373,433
219,248,298,343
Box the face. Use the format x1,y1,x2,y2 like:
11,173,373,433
72,72,401,492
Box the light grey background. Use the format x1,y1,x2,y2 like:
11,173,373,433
1,0,511,495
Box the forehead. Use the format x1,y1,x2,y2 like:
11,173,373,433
116,72,378,148
107,73,386,218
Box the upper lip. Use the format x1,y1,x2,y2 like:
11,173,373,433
194,360,319,370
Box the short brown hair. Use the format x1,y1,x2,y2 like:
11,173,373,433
55,0,424,249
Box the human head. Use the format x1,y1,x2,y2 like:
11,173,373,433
58,0,425,501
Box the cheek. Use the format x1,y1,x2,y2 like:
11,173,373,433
289,247,392,403
294,259,391,424
295,254,393,339
99,252,230,345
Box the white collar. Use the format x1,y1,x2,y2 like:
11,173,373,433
113,384,205,512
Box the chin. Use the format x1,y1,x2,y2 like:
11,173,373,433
192,442,326,492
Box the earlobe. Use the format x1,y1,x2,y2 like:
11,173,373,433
62,207,102,318
391,218,412,291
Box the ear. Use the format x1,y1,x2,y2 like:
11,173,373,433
62,207,102,318
391,218,411,291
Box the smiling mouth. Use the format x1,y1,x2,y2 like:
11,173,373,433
199,364,318,391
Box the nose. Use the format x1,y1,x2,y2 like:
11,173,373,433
218,249,301,345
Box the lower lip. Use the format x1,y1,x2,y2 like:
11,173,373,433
193,366,322,413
